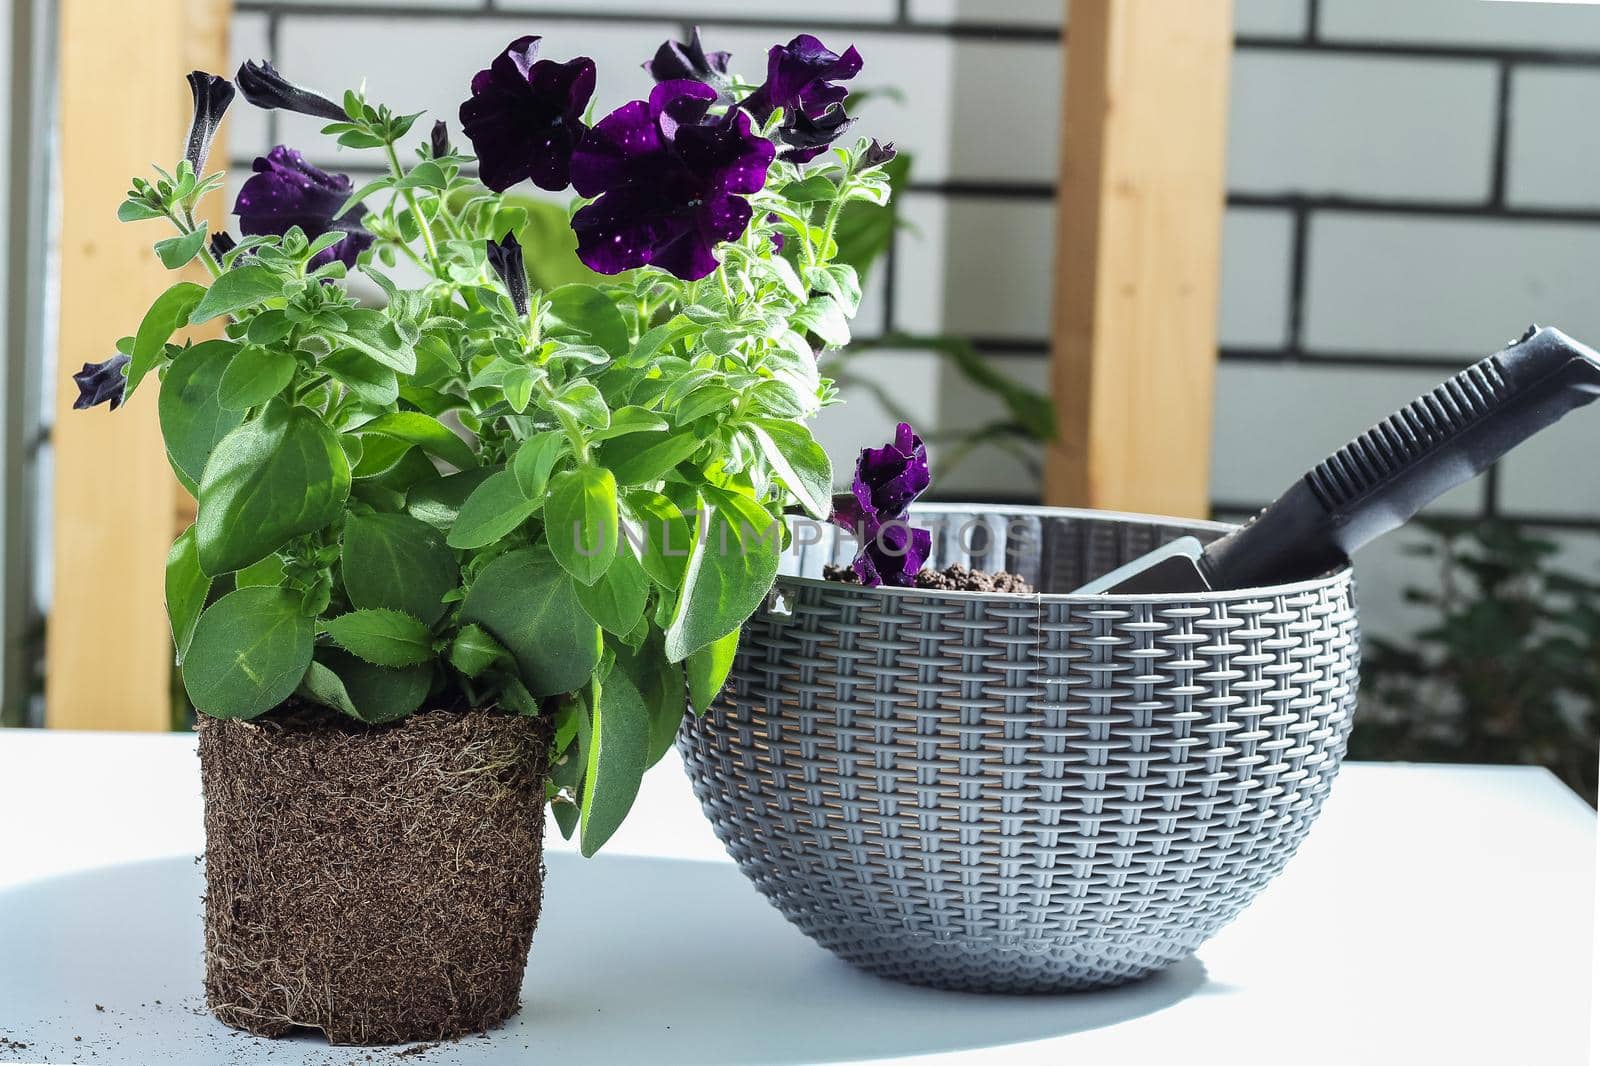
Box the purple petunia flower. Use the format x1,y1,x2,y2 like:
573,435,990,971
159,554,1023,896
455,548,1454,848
72,355,130,411
862,138,897,169
830,422,931,588
235,60,346,123
430,120,452,160
644,28,733,103
853,521,932,588
486,233,529,317
774,104,855,164
234,146,374,270
459,36,596,194
569,80,775,282
742,34,861,123
183,71,234,174
741,35,861,165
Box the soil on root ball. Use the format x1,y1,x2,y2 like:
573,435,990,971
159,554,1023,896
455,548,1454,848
823,563,1036,594
198,706,549,1046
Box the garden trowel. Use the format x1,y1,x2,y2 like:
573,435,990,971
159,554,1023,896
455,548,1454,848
1075,325,1600,594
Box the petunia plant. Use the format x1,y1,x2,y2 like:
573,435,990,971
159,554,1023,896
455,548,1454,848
90,28,893,855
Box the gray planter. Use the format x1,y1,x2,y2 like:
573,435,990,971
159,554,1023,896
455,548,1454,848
678,504,1358,993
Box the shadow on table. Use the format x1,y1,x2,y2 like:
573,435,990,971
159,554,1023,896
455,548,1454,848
0,852,1206,1065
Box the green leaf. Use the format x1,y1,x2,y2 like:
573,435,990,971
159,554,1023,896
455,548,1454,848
663,489,782,662
323,349,399,406
511,430,566,499
626,490,693,590
160,339,246,494
448,624,508,678
549,380,610,430
406,466,499,530
686,626,740,714
546,283,629,359
356,411,476,471
182,587,313,718
154,227,208,270
216,347,295,410
447,469,541,549
233,553,284,589
300,649,431,724
675,385,739,424
579,668,651,856
572,544,648,635
126,281,205,400
245,310,295,346
195,399,352,576
188,264,281,324
460,546,603,697
588,405,668,441
792,293,851,348
118,199,166,222
547,465,618,585
613,640,687,765
323,607,435,668
341,512,458,625
166,527,210,664
339,316,416,374
600,431,701,486
780,175,838,203
747,419,833,519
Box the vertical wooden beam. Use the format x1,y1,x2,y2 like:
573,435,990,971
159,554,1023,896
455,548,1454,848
48,0,230,730
1044,0,1233,519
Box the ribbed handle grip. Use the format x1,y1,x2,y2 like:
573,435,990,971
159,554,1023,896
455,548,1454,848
1304,358,1510,514
1200,325,1600,590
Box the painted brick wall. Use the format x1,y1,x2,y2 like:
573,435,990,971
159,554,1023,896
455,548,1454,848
228,0,1600,644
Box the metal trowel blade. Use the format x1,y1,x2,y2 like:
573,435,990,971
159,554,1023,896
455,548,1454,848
1071,536,1211,594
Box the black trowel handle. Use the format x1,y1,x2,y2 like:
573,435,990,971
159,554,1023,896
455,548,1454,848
1201,325,1600,590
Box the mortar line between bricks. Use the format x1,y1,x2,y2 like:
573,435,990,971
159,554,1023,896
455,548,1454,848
1285,207,1310,363
1489,60,1513,208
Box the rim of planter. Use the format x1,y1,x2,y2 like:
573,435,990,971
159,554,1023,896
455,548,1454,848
773,501,1355,606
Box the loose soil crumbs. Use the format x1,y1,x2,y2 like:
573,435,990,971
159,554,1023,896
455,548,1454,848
824,562,1035,594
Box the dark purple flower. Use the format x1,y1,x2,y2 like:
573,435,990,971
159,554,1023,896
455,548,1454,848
742,34,862,125
486,234,529,316
209,230,237,262
183,71,234,173
234,146,374,270
72,355,130,412
766,212,784,254
430,120,452,159
853,521,931,588
459,36,596,193
862,138,897,169
644,28,733,103
852,422,930,521
829,422,931,587
774,104,855,164
569,80,775,282
235,59,346,122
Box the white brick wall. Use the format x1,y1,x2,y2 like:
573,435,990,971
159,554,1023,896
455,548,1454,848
1507,67,1600,210
1320,0,1600,50
1227,52,1498,201
1302,215,1600,356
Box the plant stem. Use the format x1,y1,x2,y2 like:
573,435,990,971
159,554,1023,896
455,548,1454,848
383,141,446,278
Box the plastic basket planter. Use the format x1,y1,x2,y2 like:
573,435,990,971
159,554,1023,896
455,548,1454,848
678,504,1358,993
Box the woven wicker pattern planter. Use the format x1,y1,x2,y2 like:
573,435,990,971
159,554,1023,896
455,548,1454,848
679,505,1358,992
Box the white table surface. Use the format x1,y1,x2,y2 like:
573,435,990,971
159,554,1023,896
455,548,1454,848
0,729,1593,1066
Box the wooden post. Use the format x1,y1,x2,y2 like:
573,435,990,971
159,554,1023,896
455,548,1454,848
1043,0,1233,519
47,0,230,730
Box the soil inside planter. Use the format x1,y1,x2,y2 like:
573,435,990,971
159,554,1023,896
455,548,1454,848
199,705,549,1046
823,562,1036,594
